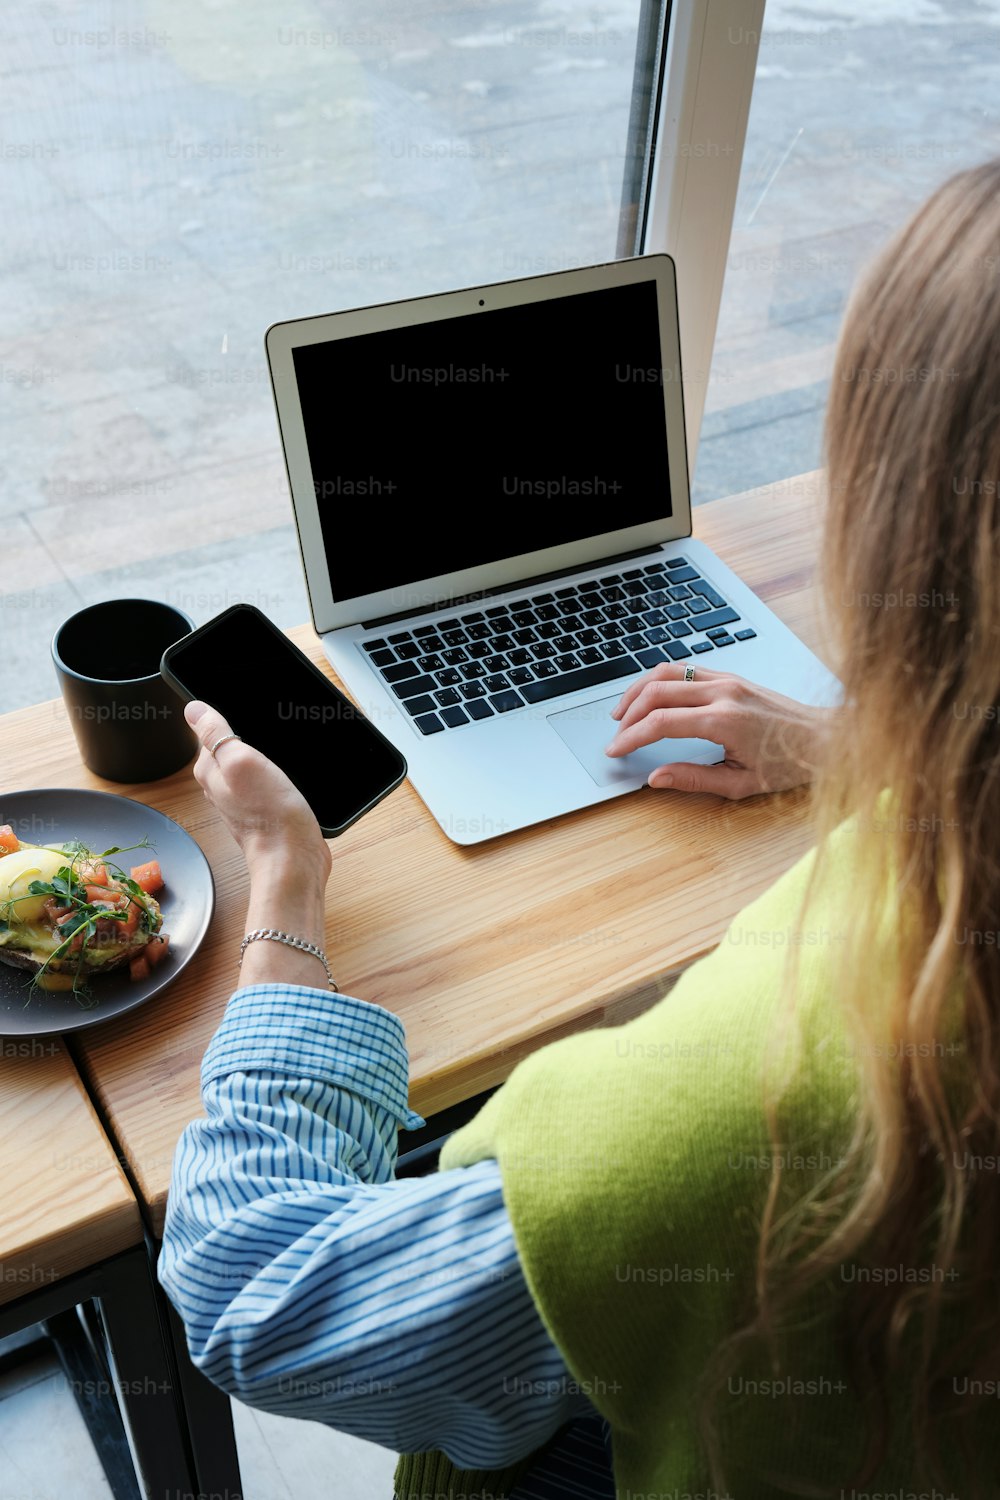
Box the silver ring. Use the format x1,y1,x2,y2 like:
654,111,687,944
209,733,242,759
683,665,696,682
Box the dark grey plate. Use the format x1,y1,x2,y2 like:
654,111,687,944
0,788,214,1036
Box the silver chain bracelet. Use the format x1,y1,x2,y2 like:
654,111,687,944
239,928,339,991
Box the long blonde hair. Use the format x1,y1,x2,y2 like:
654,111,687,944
704,160,1000,1493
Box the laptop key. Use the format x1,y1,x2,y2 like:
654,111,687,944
467,640,492,658
461,660,486,679
604,603,627,620
554,586,577,599
668,621,693,638
384,660,419,683
511,610,537,628
436,668,462,687
534,661,558,678
642,561,667,574
491,634,515,652
533,592,555,604
442,647,468,665
623,580,648,597
435,688,461,707
413,624,437,638
396,641,421,659
467,623,491,640
664,556,688,569
601,585,625,602
686,596,710,614
645,626,669,645
553,653,580,673
697,607,740,632
668,584,692,601
491,617,515,636
414,712,444,735
666,566,699,584
485,605,509,618
636,647,666,669
417,654,444,672
645,591,668,609
440,705,468,728
509,647,533,666
535,603,560,621
691,640,715,654
391,673,437,700
689,581,726,608
512,628,538,646
579,609,603,627
578,628,601,646
532,640,557,659
403,694,436,716
466,698,493,721
370,648,395,668
623,633,646,652
622,568,643,580
509,666,535,686
598,621,624,640
363,638,389,653
536,621,561,640
578,592,602,611
578,647,603,665
485,673,510,693
442,629,468,647
665,603,689,620
602,641,627,658
490,689,524,713
520,656,639,704
713,634,735,647
461,681,486,699
643,609,666,627
554,635,577,654
664,640,692,660
735,628,757,641
484,654,508,673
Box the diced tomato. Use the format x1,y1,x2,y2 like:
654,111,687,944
129,955,151,983
130,860,163,895
80,860,109,886
145,934,170,968
0,825,19,855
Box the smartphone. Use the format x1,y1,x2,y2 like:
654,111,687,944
161,604,407,837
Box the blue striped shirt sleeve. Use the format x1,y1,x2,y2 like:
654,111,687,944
157,983,592,1467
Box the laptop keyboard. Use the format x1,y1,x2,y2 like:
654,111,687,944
359,556,757,735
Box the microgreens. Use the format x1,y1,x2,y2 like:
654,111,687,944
0,836,159,1006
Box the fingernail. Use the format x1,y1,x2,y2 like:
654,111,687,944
185,700,208,726
605,740,619,757
610,705,621,719
650,770,673,787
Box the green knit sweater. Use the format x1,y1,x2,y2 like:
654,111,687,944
395,822,983,1499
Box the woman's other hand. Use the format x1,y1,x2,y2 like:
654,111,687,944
605,664,832,800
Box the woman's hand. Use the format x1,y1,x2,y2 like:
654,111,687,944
184,701,332,886
605,663,832,800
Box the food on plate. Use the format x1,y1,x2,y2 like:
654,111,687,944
0,831,169,995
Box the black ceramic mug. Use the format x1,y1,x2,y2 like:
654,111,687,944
52,599,198,782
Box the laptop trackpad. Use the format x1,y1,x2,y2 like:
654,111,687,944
548,695,724,790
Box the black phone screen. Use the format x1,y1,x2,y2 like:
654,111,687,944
163,606,406,835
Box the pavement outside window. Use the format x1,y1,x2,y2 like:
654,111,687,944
2,0,999,723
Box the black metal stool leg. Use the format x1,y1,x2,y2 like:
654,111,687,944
96,1246,196,1499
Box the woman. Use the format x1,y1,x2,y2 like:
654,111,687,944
159,160,1000,1498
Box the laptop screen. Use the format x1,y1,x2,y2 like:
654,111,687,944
292,278,673,604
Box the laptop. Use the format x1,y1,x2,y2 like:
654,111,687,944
266,254,839,845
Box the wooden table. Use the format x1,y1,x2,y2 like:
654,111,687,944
0,468,831,1497
0,1039,193,1496
0,469,832,1238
